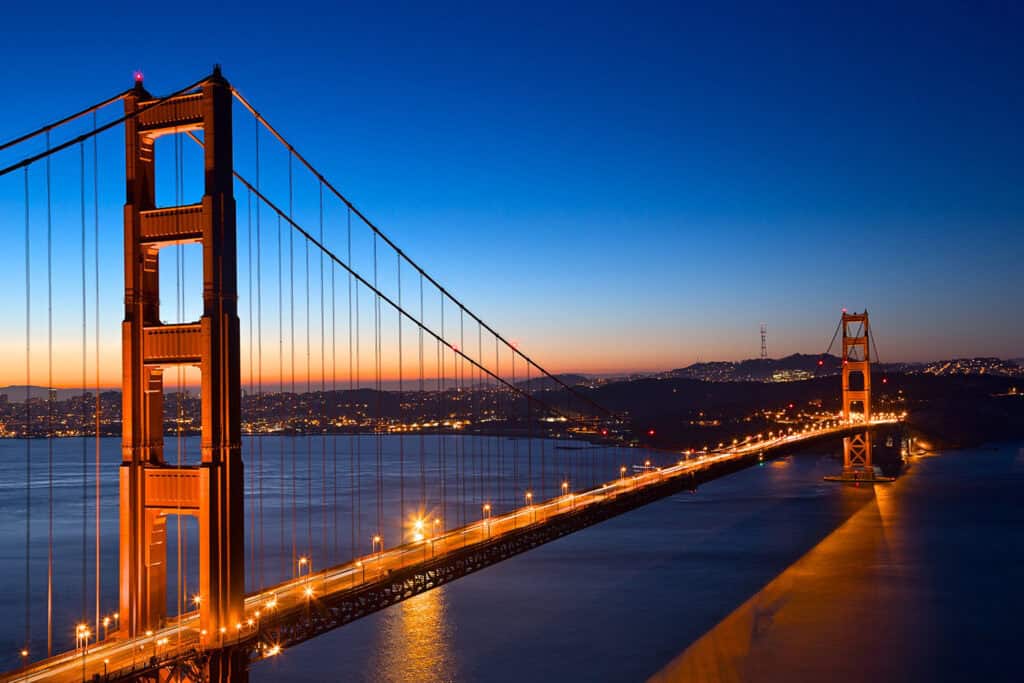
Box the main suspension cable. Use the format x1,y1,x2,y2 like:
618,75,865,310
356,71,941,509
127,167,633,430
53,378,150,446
1,75,212,178
0,89,128,153
229,86,617,421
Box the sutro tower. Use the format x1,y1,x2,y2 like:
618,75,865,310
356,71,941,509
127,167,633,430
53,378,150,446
760,323,767,360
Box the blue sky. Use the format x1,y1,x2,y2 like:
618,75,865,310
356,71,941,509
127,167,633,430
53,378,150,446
0,1,1021,381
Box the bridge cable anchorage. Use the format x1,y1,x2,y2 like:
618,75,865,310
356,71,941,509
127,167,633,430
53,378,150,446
0,73,213,178
0,88,129,152
228,86,620,424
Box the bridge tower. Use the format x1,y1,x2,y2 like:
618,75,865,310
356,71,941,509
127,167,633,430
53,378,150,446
119,69,244,640
831,310,877,481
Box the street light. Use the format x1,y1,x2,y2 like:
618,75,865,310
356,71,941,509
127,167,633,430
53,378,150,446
372,535,383,576
619,465,626,481
525,491,534,523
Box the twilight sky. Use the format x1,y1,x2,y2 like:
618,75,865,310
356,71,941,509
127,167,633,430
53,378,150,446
0,1,1021,385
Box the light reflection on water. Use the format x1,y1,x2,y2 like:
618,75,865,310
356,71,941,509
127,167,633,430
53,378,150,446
372,586,456,683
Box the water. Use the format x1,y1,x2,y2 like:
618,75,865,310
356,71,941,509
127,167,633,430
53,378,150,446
0,433,635,669
248,440,1024,682
1,438,1022,681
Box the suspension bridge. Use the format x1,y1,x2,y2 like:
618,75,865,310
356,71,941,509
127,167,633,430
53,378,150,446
0,69,899,682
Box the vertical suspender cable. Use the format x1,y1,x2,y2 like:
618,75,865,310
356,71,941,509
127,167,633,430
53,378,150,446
398,253,404,538
254,120,265,589
92,109,101,637
46,130,54,658
373,234,382,543
330,205,338,564
347,207,356,562
418,274,425,515
354,217,363,556
304,179,313,559
288,157,297,575
247,164,255,582
458,311,464,526
23,165,32,658
439,297,445,529
277,213,286,580
512,351,517,511
491,337,499,511
320,183,327,562
80,141,88,623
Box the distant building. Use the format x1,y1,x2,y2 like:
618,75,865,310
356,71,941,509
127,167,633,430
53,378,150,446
770,369,814,383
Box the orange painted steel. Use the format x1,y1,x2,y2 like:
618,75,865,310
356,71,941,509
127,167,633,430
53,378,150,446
119,69,244,641
840,311,873,477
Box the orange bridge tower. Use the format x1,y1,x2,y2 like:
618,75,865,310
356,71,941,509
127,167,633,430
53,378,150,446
119,68,244,640
825,309,891,483
840,310,872,478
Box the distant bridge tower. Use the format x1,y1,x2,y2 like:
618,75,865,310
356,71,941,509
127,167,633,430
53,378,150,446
119,68,244,640
834,310,876,481
760,323,767,360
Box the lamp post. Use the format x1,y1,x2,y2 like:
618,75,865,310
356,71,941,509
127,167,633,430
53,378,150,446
372,535,383,577
77,625,91,682
525,491,534,523
297,555,311,582
482,503,491,538
102,616,111,641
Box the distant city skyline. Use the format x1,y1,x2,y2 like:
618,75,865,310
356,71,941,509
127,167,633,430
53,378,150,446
0,3,1021,386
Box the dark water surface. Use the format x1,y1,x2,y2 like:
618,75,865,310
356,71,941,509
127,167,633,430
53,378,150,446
248,441,1024,682
1,438,1021,681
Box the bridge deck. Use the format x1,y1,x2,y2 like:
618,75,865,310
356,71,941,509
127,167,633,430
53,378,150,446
3,420,898,683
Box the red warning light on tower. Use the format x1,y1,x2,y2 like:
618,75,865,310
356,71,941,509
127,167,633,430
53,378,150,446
647,429,656,437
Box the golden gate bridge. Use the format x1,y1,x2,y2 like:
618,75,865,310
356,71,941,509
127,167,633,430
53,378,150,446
0,68,899,682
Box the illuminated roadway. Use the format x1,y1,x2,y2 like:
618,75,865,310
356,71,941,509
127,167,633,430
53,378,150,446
2,416,900,683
